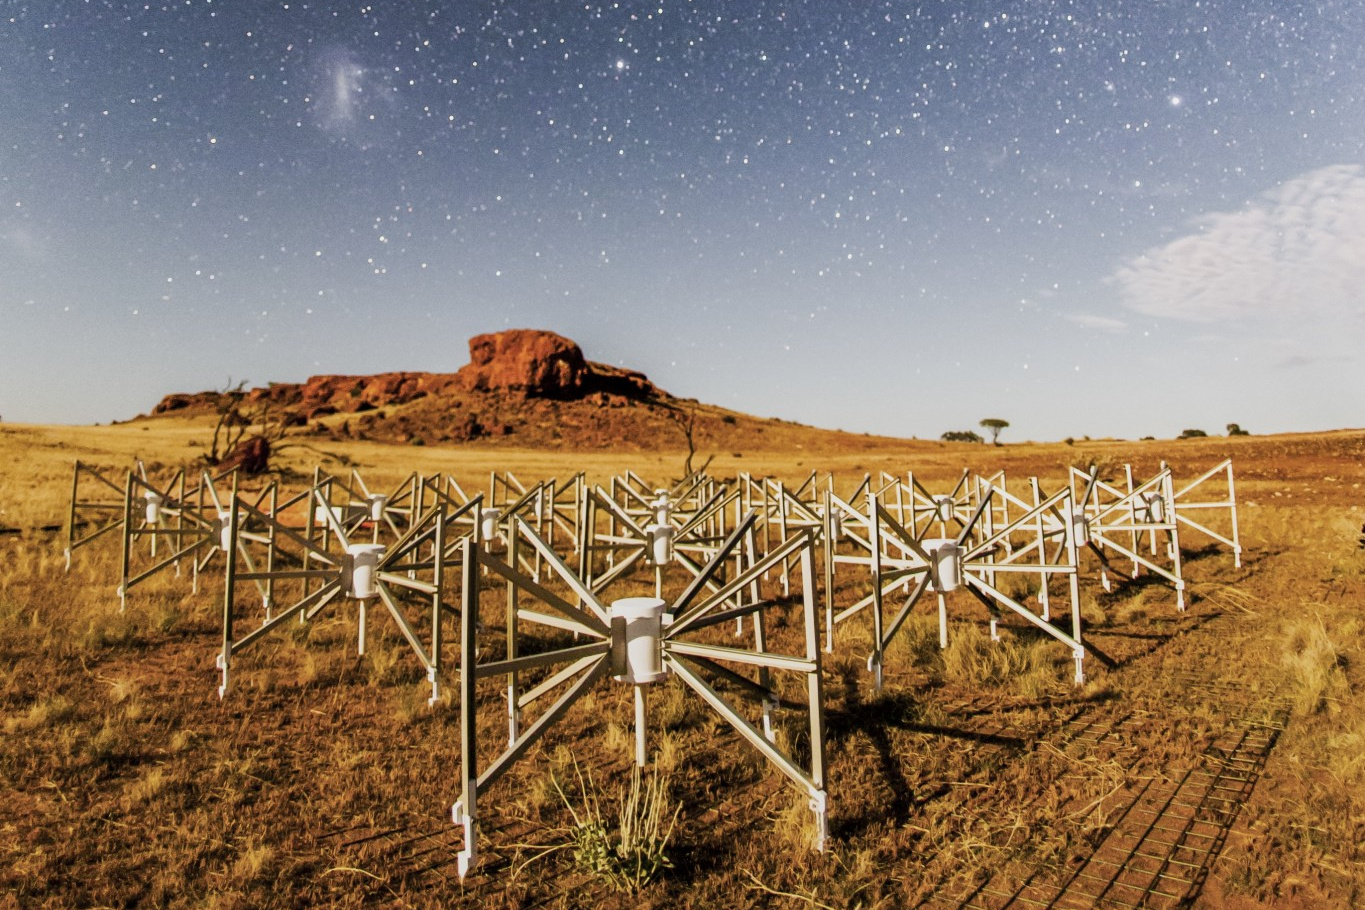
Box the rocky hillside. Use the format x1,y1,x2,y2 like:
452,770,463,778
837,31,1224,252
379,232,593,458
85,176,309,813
154,329,655,419
148,329,899,453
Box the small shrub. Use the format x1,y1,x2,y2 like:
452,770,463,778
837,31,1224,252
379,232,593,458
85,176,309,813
1078,589,1108,627
365,640,405,687
151,602,184,634
940,623,1056,695
232,841,276,884
994,573,1036,605
392,682,434,725
82,611,140,650
4,695,75,734
772,786,823,850
885,612,943,667
1282,614,1350,716
553,759,680,893
1177,428,1208,439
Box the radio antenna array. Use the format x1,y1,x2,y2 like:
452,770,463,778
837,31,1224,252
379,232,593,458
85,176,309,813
1171,459,1242,567
451,511,828,878
824,482,1086,688
1071,464,1187,610
218,488,462,704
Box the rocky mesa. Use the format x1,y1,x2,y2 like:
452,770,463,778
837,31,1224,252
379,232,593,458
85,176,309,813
153,329,659,421
146,328,894,454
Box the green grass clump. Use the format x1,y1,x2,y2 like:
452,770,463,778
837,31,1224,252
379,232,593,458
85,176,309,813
553,759,680,893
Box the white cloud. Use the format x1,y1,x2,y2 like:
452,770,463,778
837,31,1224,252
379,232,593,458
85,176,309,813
1111,164,1365,323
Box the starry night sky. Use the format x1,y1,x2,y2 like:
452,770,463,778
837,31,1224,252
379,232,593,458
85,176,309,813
3,1,1363,440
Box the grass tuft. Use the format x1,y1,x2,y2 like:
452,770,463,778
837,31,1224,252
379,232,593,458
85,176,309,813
1282,612,1351,716
4,694,75,734
552,758,680,893
941,624,1058,696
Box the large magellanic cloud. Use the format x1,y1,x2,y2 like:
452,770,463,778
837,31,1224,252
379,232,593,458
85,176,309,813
314,49,368,131
1112,164,1365,322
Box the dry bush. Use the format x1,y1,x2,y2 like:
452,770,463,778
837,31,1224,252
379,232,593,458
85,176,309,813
1282,612,1351,716
883,611,943,668
940,623,1057,695
4,693,75,734
1076,586,1108,627
231,840,277,885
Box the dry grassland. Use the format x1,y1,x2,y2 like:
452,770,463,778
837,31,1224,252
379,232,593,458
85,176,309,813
1,418,1363,909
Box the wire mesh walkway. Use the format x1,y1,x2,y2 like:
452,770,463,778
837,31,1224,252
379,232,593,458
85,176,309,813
935,696,1287,910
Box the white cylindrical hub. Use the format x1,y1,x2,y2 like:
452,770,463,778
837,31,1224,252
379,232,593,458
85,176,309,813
345,543,386,599
647,523,675,565
651,495,673,525
367,493,389,522
1071,509,1091,546
1141,492,1164,523
611,597,667,684
217,510,233,551
480,507,502,542
924,537,964,593
144,491,164,525
933,495,954,523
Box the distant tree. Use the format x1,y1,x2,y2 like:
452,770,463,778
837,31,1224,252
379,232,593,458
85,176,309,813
1226,423,1250,436
979,418,1010,445
941,430,984,443
666,401,714,479
1178,428,1208,439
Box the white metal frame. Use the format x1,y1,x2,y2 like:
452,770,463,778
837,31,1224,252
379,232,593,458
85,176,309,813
451,512,828,878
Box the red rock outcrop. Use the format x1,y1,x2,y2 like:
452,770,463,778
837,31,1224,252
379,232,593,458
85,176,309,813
454,329,657,400
148,329,661,434
455,330,589,397
295,372,460,417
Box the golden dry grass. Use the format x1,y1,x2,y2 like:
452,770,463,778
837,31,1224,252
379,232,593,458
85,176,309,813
1,416,1363,909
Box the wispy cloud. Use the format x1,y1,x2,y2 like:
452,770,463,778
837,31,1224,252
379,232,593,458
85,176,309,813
1111,164,1365,322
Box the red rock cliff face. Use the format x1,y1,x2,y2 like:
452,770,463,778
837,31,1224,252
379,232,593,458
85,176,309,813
148,329,660,419
455,329,657,400
456,330,589,396
296,372,460,416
